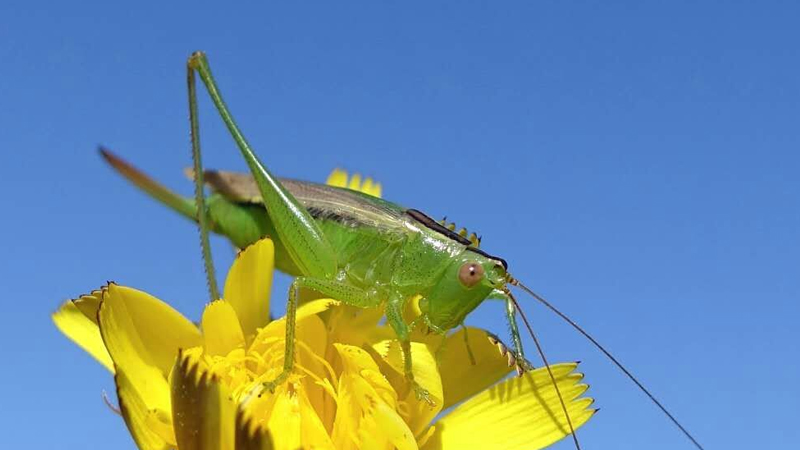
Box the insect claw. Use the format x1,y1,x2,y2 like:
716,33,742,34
261,381,279,394
411,382,436,407
515,355,535,375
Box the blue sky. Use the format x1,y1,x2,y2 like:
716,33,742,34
1,1,798,449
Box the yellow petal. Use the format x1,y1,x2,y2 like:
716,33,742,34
170,351,236,450
116,370,175,450
245,301,336,419
328,305,390,348
365,395,418,450
99,285,197,449
245,381,334,450
326,169,383,198
347,173,362,191
73,289,105,324
223,238,275,341
360,177,382,198
263,298,341,333
335,344,397,405
202,300,246,356
294,315,331,416
251,299,339,359
235,409,275,450
52,297,114,372
325,168,349,188
333,344,417,450
295,383,336,450
437,327,513,409
369,340,443,436
98,284,202,377
252,311,331,416
368,180,382,197
422,363,595,450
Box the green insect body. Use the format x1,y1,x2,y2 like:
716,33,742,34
101,52,528,406
104,152,512,324
102,149,521,400
101,52,707,449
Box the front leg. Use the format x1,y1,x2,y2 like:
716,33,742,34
486,289,534,375
504,295,535,375
385,295,435,406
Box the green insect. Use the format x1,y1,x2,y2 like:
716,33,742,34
101,51,704,450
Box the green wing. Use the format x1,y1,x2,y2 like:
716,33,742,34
193,169,408,232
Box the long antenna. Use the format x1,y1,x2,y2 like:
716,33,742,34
511,279,705,450
506,290,581,450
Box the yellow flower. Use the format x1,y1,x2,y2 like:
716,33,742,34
54,170,593,449
54,236,594,450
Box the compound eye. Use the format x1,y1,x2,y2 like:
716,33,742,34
458,262,485,288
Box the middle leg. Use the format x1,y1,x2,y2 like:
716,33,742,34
261,277,380,392
385,295,436,406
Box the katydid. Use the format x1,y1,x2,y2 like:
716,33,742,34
101,51,705,450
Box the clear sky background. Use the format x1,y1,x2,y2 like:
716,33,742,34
1,1,798,449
